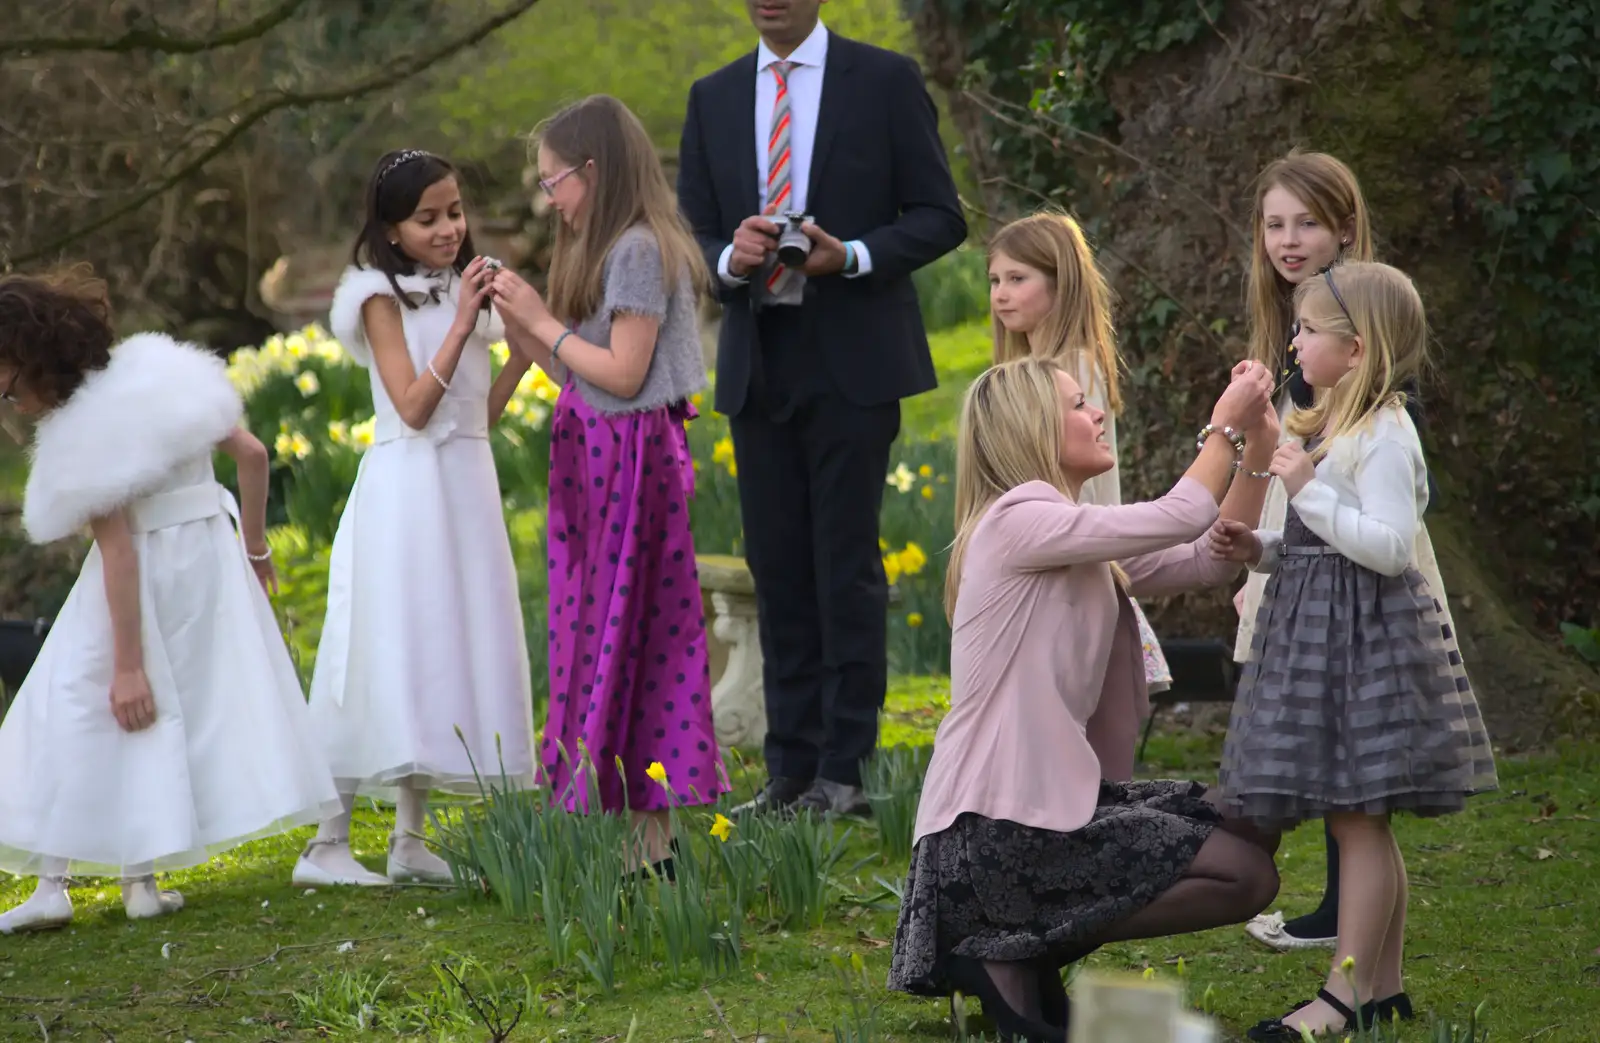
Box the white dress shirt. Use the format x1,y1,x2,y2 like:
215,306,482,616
717,20,872,287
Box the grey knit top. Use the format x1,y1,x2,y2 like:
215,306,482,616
568,224,707,415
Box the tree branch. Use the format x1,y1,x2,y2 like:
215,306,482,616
5,0,543,265
963,88,1252,249
0,0,311,57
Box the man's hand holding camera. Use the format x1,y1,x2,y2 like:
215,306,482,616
727,212,849,278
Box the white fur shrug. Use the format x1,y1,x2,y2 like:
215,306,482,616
327,265,504,369
23,333,242,544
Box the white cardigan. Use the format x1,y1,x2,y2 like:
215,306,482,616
1252,405,1427,577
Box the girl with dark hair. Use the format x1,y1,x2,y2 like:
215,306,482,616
0,267,339,933
294,149,537,888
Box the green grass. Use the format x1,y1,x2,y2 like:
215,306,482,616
3,679,1596,1041
903,323,992,441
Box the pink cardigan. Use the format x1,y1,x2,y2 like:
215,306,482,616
913,478,1241,842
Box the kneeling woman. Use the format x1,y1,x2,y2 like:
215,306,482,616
888,357,1281,1040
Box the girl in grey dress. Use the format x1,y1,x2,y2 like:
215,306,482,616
1209,262,1496,1041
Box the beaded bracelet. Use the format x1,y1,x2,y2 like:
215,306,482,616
1235,463,1274,479
427,362,450,390
246,546,272,563
1195,423,1246,455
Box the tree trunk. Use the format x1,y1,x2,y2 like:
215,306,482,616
904,0,1599,747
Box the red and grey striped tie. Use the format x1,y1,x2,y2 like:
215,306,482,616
764,60,798,295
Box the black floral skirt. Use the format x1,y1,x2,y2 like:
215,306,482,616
887,779,1219,996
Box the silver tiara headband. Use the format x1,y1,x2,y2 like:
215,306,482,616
377,149,432,187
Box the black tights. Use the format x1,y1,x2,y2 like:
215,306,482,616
979,803,1281,1024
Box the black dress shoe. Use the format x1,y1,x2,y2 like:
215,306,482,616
945,955,1064,1042
730,776,812,818
1036,962,1070,1030
794,778,872,817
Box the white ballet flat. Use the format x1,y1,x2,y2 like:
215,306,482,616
0,888,73,934
386,834,454,885
1244,911,1337,951
291,839,392,888
122,878,185,921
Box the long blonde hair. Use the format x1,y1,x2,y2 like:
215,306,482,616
987,212,1123,413
535,95,710,323
1285,262,1428,459
1247,151,1374,374
945,358,1076,620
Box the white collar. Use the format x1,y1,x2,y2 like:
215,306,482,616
757,20,829,72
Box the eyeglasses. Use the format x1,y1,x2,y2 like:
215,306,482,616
538,165,581,197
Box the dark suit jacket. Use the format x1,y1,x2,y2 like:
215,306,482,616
676,32,967,417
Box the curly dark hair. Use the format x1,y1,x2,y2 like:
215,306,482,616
0,265,115,407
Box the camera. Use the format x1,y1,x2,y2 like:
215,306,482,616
775,211,813,267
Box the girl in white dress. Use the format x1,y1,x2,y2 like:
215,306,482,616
0,268,341,933
296,150,536,887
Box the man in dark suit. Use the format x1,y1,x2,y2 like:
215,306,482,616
677,0,965,815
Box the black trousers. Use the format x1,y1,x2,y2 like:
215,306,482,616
727,311,900,787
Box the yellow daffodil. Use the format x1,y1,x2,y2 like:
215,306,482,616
920,485,934,500
918,463,933,478
284,333,309,359
907,612,924,628
351,417,376,448
898,542,928,576
294,371,320,396
883,553,902,586
691,392,704,408
709,813,734,842
274,430,312,461
711,436,735,464
327,420,350,445
646,761,670,788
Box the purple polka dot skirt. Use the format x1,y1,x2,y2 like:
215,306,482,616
541,384,727,813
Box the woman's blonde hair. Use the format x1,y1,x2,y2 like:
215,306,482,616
1247,150,1374,374
1285,261,1428,458
987,212,1123,413
534,95,710,323
946,357,1074,620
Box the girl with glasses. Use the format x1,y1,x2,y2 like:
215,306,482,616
487,95,723,879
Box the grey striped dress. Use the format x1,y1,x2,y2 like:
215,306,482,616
1218,498,1498,829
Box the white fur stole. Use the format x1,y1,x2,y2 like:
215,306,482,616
328,265,505,369
23,333,242,544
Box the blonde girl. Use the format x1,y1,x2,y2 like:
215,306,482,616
987,211,1170,765
1211,262,1497,1039
488,95,723,878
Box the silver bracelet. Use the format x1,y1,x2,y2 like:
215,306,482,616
245,546,272,562
427,362,450,390
1196,423,1246,455
1235,463,1274,479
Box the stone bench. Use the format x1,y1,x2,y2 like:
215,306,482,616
698,553,905,750
698,554,766,750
